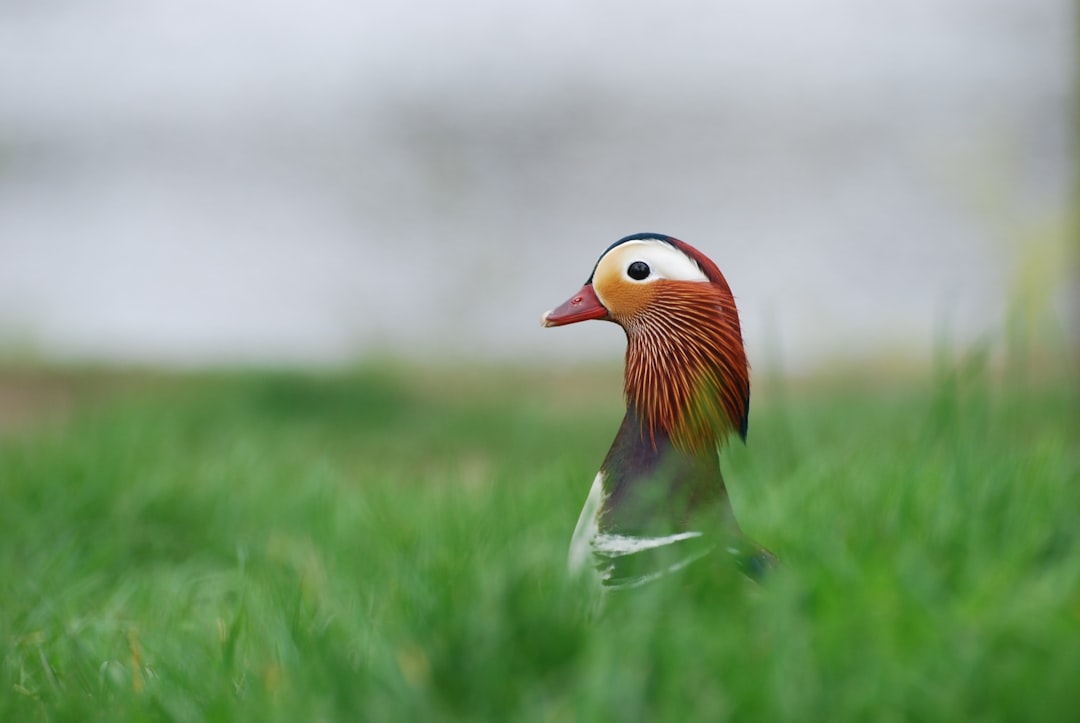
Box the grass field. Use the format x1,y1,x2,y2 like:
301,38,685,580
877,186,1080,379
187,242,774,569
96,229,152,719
1,351,1077,721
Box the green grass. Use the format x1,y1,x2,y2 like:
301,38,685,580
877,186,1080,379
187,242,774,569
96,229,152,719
0,356,1077,721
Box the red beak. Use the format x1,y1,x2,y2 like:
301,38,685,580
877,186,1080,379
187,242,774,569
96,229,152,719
542,283,610,327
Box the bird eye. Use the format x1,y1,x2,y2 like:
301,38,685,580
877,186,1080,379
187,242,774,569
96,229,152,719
627,261,650,280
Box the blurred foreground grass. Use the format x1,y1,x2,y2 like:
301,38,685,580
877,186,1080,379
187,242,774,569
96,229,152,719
0,355,1077,721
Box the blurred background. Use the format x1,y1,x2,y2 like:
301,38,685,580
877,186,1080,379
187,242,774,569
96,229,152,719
0,0,1075,373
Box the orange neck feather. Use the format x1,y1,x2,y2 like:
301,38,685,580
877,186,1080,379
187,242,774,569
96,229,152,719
622,281,749,454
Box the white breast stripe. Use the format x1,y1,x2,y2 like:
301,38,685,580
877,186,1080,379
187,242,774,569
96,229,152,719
568,472,605,574
592,530,703,558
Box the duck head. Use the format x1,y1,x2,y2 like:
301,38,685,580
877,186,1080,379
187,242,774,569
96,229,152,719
543,233,749,454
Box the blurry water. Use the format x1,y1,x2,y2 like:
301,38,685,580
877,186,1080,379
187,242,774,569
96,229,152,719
0,0,1074,370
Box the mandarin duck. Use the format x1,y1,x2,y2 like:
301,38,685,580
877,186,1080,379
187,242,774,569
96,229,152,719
543,233,775,589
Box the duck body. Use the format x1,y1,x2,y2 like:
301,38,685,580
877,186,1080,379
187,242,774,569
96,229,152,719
544,233,774,588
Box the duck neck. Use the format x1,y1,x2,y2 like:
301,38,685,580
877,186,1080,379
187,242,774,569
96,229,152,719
597,404,739,538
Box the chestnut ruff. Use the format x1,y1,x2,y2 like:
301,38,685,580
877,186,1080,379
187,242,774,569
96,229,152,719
623,279,749,455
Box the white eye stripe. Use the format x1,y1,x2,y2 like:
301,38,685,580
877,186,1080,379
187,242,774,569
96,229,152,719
613,240,708,283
